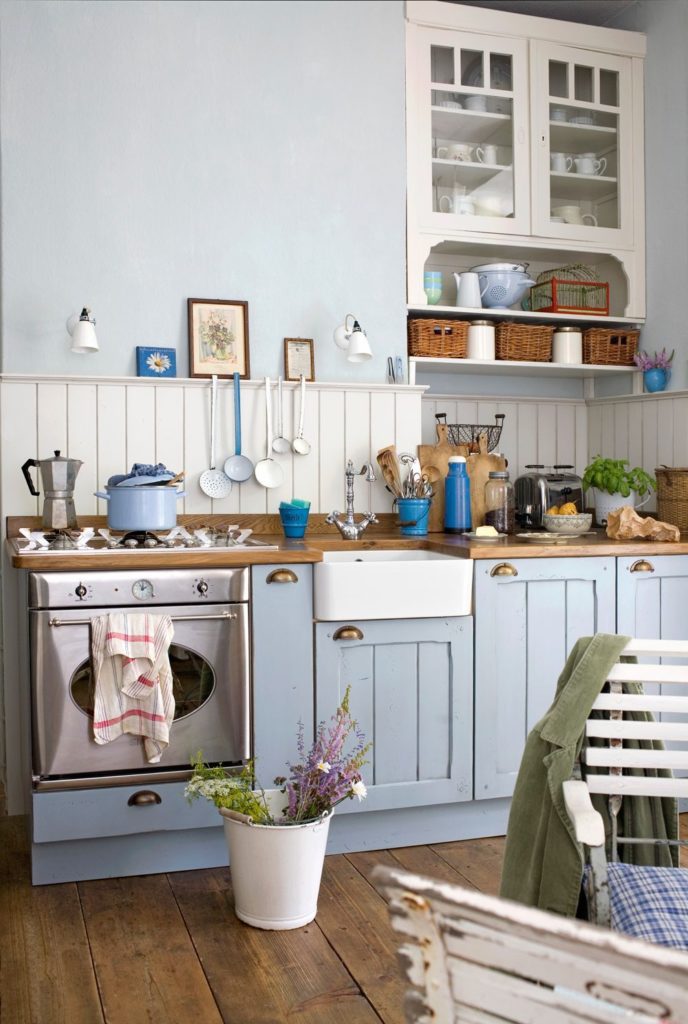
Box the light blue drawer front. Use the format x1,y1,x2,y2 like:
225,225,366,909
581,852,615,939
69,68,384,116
33,780,220,843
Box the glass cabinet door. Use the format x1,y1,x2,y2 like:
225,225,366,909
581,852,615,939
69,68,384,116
531,41,635,247
411,28,530,236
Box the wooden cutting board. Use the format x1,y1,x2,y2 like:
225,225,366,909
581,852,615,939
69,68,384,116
419,427,506,532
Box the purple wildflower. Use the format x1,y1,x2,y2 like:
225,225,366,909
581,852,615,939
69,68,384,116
633,348,674,371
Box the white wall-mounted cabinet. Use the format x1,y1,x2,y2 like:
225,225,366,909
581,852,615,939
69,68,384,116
406,1,646,318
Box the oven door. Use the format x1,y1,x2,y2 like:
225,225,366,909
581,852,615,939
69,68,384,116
30,603,249,784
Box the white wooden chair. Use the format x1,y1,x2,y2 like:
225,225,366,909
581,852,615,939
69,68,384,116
563,637,688,949
375,863,688,1023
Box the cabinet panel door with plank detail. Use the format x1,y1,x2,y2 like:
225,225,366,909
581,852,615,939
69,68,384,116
474,557,615,800
315,617,473,813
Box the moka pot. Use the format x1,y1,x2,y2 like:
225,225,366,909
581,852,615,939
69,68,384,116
22,450,83,530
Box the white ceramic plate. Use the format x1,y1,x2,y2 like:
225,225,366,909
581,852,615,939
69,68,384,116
569,116,594,125
517,531,594,542
464,531,508,542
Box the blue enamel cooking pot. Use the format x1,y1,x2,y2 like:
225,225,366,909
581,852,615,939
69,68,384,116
94,484,186,532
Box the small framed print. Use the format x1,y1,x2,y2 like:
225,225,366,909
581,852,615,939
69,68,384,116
136,346,177,377
187,298,250,378
284,337,315,382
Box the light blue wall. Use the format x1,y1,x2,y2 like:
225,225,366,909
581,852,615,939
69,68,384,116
0,0,406,381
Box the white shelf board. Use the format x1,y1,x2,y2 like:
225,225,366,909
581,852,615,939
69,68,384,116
550,171,617,202
433,158,510,189
408,304,642,325
410,355,641,381
431,108,512,145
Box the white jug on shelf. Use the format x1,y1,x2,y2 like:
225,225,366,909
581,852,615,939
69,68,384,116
453,272,482,308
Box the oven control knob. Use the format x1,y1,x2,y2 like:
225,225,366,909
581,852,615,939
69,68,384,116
75,583,88,600
196,579,209,596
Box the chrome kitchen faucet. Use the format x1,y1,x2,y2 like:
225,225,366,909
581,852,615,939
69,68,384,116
326,460,378,540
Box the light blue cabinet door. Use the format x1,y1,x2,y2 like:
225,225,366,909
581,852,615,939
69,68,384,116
474,557,616,800
315,616,473,813
251,565,313,785
617,555,688,643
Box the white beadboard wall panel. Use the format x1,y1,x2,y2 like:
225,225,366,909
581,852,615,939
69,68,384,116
420,393,589,478
0,377,425,526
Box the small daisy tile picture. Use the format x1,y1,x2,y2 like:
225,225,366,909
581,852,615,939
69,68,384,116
136,347,176,377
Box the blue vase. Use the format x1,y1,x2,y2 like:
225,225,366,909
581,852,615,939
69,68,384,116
644,368,667,393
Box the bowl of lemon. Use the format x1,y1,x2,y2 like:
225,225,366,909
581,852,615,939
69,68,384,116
542,503,592,536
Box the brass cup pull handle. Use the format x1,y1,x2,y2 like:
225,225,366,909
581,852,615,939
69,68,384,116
127,790,162,807
333,625,364,641
630,559,655,573
490,562,518,578
266,568,298,584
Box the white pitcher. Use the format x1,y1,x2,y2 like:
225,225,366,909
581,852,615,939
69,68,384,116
453,272,482,308
593,488,651,526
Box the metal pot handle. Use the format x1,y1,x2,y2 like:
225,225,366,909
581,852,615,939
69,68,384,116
22,458,40,497
93,491,110,500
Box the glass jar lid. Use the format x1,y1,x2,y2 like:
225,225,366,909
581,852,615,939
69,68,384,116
488,471,509,479
553,325,582,333
470,319,494,326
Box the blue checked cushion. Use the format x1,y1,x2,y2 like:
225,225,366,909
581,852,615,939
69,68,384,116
607,862,688,950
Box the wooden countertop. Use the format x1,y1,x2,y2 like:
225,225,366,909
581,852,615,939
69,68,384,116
8,525,688,569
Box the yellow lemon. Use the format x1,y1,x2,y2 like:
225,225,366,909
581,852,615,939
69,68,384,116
559,501,578,515
546,505,560,515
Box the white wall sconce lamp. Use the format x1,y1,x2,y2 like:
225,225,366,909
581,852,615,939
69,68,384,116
333,313,372,363
67,307,98,353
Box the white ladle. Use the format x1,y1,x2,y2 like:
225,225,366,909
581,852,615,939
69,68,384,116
292,374,311,456
254,377,284,489
272,376,291,454
224,373,254,482
199,375,233,499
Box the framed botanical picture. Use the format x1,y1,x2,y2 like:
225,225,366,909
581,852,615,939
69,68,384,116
136,346,176,377
187,298,250,378
284,337,315,382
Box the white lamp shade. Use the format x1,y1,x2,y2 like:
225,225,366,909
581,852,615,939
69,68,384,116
346,327,372,362
68,308,98,353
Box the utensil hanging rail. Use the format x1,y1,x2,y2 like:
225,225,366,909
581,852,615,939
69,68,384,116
48,611,237,627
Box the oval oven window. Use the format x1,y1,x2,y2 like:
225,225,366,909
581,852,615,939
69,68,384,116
70,644,216,720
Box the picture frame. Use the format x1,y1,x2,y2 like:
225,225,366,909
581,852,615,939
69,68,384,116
136,346,177,378
284,337,315,382
187,298,250,378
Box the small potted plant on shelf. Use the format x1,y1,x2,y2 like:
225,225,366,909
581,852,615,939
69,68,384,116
633,347,674,393
186,687,370,931
582,455,656,525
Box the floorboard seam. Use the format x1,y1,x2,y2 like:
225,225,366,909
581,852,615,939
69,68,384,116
75,881,108,1024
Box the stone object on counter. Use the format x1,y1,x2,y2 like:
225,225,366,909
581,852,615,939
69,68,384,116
606,506,680,542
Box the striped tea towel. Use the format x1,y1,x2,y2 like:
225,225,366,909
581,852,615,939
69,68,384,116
91,613,175,763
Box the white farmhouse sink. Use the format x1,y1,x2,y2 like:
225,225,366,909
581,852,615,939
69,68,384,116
313,549,472,621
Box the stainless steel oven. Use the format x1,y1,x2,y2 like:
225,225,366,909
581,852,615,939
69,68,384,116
29,568,250,790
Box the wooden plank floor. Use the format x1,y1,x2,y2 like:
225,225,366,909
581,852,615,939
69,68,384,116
0,816,506,1024
1,815,686,1024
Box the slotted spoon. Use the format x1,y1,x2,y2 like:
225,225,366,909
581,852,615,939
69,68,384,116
199,375,233,499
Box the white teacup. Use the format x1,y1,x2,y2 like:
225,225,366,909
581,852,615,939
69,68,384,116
439,99,462,110
550,152,573,173
436,143,474,162
475,144,498,164
574,155,606,176
465,95,487,112
552,205,598,226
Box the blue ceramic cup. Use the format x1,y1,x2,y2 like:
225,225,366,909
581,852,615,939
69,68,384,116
279,505,309,538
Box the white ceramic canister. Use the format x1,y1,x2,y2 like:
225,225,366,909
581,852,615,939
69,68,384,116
552,325,583,364
467,320,496,360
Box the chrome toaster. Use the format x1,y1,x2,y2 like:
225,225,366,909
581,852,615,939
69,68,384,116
515,465,584,529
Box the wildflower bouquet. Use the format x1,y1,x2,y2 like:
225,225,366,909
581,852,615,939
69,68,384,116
633,348,674,371
186,686,371,825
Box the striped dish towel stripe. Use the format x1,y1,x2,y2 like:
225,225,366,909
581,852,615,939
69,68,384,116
92,612,175,763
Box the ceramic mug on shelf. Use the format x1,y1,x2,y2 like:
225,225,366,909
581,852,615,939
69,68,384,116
464,95,487,112
574,155,607,176
552,204,598,226
439,99,462,110
423,270,442,305
436,143,474,161
439,193,476,215
550,152,573,173
475,144,498,164
551,107,568,122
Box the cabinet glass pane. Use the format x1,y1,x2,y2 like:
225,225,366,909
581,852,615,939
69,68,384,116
490,53,512,91
431,45,455,84
600,69,619,107
548,102,620,233
574,64,594,103
549,60,569,98
460,49,483,87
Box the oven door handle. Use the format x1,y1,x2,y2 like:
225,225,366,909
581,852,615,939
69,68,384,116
48,611,238,627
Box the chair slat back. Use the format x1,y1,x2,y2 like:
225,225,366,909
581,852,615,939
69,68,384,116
375,865,688,1024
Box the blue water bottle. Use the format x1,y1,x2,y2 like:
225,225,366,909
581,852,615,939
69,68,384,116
444,455,472,533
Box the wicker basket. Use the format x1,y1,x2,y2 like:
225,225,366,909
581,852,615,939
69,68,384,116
408,319,468,358
583,328,639,366
656,467,688,532
495,322,553,362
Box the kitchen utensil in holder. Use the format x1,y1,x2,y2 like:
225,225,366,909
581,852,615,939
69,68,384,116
435,412,505,453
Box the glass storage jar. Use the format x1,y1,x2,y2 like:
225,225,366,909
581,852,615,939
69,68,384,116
484,470,515,534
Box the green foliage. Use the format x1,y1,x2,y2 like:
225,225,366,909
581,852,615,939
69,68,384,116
185,755,273,824
582,456,656,498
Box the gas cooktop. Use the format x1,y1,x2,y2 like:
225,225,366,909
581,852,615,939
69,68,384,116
12,525,278,554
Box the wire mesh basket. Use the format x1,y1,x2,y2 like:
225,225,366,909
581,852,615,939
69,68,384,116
530,277,609,315
435,412,505,452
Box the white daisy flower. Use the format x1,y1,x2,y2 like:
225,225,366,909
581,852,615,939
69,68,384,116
317,761,332,773
146,352,171,374
351,780,367,801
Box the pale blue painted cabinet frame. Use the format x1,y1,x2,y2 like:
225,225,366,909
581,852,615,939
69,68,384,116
474,556,616,801
315,616,473,814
